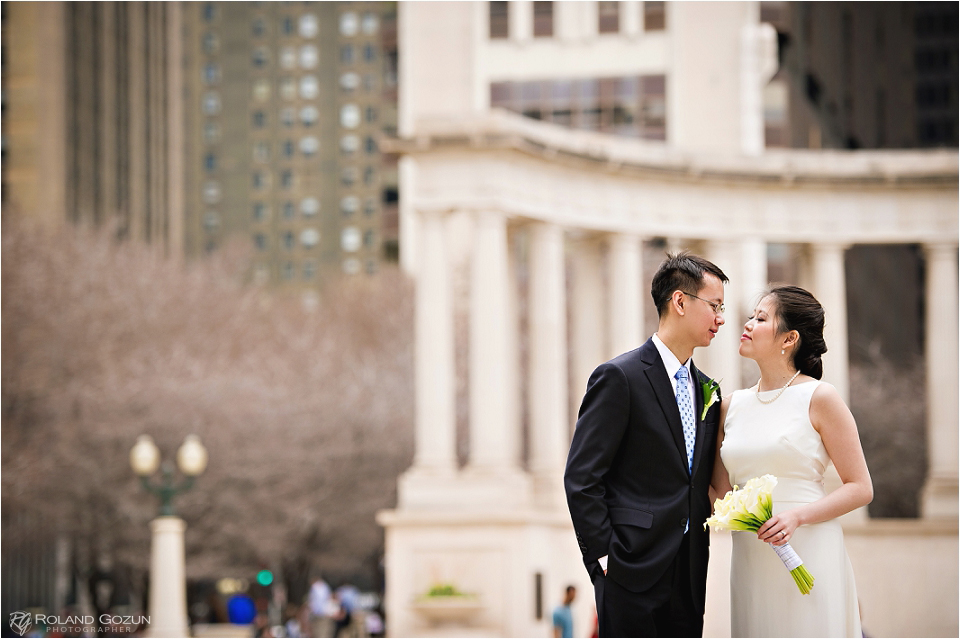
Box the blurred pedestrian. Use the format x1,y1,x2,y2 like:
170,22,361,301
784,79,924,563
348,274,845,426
552,585,577,638
308,576,333,638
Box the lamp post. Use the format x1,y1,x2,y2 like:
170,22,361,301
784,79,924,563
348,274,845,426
130,435,208,638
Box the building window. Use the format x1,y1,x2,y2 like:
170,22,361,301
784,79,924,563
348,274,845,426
283,201,295,218
343,258,361,275
340,12,359,36
361,12,379,34
364,198,377,215
254,234,267,251
301,228,320,248
300,136,319,156
382,186,399,205
363,44,376,62
252,47,270,68
282,262,295,280
340,135,359,153
341,104,361,128
366,260,377,275
252,18,267,37
299,14,319,38
203,3,216,22
341,227,362,252
366,106,377,123
340,45,354,64
203,122,221,142
283,231,295,250
644,1,666,31
300,106,319,126
533,2,553,37
341,72,361,91
489,1,509,39
363,166,376,185
252,78,271,101
340,196,360,216
253,202,268,221
280,77,296,100
282,16,295,35
203,181,221,204
303,260,317,279
363,230,376,248
300,45,318,69
280,47,296,70
301,197,320,216
280,108,295,127
203,92,221,115
282,139,295,158
342,167,358,186
203,64,221,85
763,78,788,148
365,136,377,154
280,170,294,189
639,74,666,139
202,32,219,54
204,153,217,172
300,75,319,100
203,211,220,231
252,110,267,128
363,74,376,92
252,171,269,190
598,1,619,33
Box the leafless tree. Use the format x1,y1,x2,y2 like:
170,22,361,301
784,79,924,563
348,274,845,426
2,218,414,594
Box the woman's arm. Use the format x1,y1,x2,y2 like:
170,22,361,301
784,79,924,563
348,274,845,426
708,395,734,506
758,382,873,545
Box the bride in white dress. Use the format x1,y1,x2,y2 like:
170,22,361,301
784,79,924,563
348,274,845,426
711,286,873,637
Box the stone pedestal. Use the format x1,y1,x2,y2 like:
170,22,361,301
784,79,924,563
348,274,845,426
146,517,189,638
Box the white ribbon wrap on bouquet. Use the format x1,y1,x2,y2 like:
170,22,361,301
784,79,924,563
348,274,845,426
770,541,803,571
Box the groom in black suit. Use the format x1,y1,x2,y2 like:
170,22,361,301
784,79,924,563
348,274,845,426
565,252,728,637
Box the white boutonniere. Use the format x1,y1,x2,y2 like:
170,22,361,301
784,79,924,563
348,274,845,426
700,378,721,420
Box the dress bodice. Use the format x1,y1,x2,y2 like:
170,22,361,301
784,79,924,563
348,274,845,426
720,380,828,504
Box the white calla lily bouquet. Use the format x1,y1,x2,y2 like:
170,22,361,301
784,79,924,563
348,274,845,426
704,474,815,594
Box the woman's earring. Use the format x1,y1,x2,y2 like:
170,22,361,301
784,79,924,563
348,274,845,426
781,349,785,355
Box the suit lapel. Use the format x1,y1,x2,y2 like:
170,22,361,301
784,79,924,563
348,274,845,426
640,340,687,466
689,360,707,477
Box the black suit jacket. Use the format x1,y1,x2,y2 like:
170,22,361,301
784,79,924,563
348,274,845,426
564,337,721,612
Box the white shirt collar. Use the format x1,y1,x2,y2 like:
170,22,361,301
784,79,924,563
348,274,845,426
652,333,691,380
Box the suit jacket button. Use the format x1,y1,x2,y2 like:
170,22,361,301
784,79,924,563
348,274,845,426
680,517,688,527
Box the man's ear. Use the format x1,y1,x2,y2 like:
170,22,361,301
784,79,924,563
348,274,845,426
672,290,686,316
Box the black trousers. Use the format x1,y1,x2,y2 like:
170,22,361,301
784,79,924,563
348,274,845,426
594,534,702,638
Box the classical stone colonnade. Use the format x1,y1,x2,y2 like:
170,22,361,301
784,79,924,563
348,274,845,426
380,112,959,637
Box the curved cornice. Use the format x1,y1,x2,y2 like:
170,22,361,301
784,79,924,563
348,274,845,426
385,110,959,189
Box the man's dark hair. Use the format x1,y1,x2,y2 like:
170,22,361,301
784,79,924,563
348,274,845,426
650,251,729,318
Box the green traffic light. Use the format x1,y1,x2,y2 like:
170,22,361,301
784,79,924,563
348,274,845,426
256,570,274,586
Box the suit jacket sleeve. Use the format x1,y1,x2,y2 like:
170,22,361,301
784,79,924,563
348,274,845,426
564,361,631,568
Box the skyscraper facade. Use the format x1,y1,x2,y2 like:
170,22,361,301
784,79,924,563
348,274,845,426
183,1,399,290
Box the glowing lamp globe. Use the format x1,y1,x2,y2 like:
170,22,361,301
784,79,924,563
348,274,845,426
177,435,208,476
130,435,161,476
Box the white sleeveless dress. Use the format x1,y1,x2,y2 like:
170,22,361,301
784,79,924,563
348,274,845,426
720,381,861,638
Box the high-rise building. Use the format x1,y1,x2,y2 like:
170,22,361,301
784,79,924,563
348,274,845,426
182,1,399,290
761,1,958,149
1,2,185,252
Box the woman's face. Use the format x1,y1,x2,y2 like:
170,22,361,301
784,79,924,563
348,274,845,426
739,295,782,361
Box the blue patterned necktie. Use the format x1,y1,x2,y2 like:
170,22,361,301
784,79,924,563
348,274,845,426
675,366,696,474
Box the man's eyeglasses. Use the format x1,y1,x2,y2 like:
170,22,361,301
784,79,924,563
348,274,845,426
682,292,725,315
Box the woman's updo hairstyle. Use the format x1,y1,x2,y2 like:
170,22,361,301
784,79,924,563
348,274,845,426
766,285,828,380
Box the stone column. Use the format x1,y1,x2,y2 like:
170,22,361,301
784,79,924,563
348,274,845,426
145,517,189,638
569,237,606,430
702,240,742,391
468,211,521,472
607,233,644,359
921,244,959,518
411,210,457,475
166,1,185,259
809,243,850,402
528,223,569,506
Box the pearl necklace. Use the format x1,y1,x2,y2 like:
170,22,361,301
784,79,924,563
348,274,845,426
755,370,801,404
